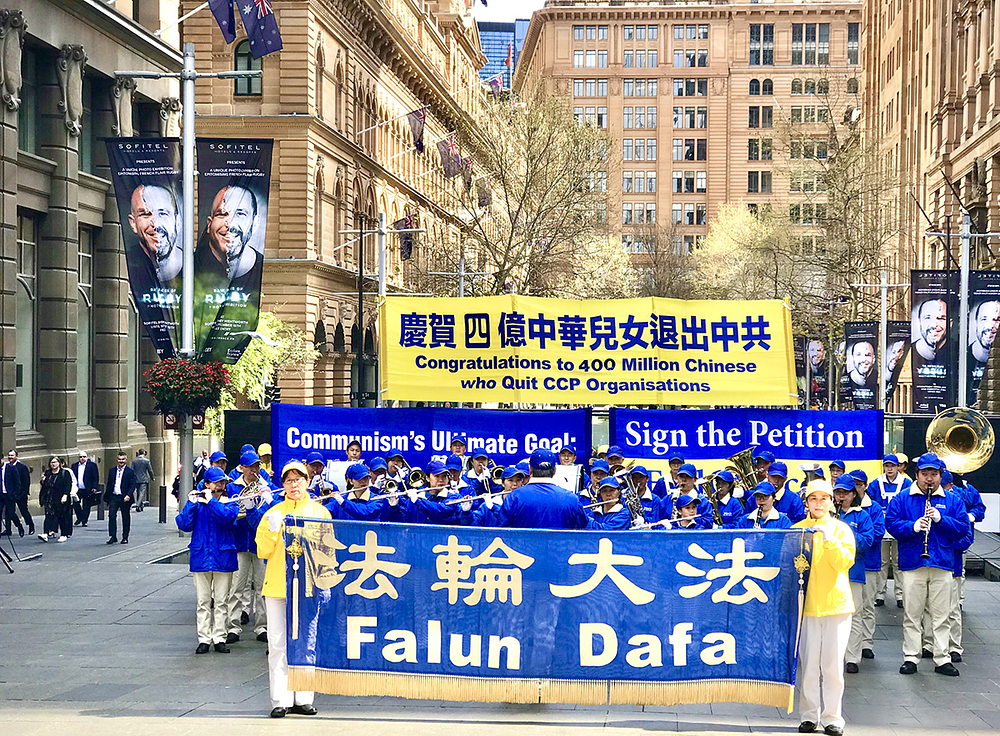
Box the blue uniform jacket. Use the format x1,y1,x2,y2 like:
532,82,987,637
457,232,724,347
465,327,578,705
951,522,975,577
958,481,986,525
714,494,747,529
736,509,792,529
773,487,806,523
861,495,885,571
585,504,632,530
388,490,463,525
460,500,504,527
324,491,393,522
885,488,971,572
498,480,588,529
655,493,714,528
867,474,912,509
175,497,239,573
839,506,874,584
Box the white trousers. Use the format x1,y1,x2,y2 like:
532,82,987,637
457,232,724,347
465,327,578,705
922,575,963,655
798,613,851,730
900,566,952,666
876,538,902,602
192,571,232,645
844,573,879,662
265,596,314,709
229,551,267,634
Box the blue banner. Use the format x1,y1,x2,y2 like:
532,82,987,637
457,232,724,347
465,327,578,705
611,408,883,462
284,519,805,708
272,404,591,469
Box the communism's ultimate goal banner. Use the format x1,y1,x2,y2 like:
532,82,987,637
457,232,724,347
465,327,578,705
380,296,797,405
284,520,807,709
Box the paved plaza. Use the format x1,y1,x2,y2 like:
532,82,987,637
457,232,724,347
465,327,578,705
3,512,1000,735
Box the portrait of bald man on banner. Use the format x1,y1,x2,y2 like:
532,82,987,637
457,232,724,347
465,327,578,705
911,298,948,363
847,340,876,389
127,184,183,285
197,184,265,288
969,299,1000,364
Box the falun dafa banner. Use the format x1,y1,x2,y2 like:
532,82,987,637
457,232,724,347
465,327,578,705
379,296,797,406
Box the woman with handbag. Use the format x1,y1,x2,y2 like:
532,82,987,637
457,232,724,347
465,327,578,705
38,456,73,543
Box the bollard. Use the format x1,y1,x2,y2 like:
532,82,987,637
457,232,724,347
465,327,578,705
96,484,105,521
159,484,167,524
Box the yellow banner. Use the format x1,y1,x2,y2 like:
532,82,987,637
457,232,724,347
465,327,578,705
380,296,796,406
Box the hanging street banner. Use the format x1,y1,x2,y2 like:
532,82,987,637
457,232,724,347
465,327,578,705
272,404,592,470
610,408,884,494
380,296,796,406
106,138,183,358
884,320,911,408
967,271,1000,407
806,338,829,409
911,270,959,414
284,519,805,709
194,138,273,364
793,336,807,409
843,322,878,410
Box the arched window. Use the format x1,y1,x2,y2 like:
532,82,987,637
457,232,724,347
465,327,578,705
791,78,802,95
762,78,773,95
749,79,760,95
234,41,262,96
817,78,829,94
805,79,816,95
847,77,859,94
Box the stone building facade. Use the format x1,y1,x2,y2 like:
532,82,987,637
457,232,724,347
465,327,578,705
0,0,181,496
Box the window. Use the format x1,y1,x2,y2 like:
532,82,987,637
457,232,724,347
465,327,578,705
80,76,95,175
748,171,759,194
585,107,595,125
623,171,633,192
685,170,695,192
749,24,774,66
761,106,772,128
624,139,633,160
696,171,707,192
575,25,585,40
673,106,683,128
649,25,658,40
635,204,644,225
624,50,634,68
792,106,802,123
848,23,859,65
696,106,706,128
646,203,656,223
792,24,829,65
805,79,816,95
649,51,658,67
698,78,707,96
623,203,633,225
635,51,646,68
599,25,608,40
789,204,801,224
77,227,93,425
674,24,684,40
686,50,696,67
624,25,634,40
647,139,656,160
647,79,657,96
696,203,707,225
673,171,683,193
698,25,709,39
635,79,646,97
635,26,645,40
574,79,585,96
748,139,759,160
624,79,634,97
586,50,596,67
598,50,608,67
672,203,683,224
749,106,760,128
18,47,38,153
587,25,596,40
634,171,645,193
804,106,815,123
696,139,706,160
792,79,802,95
687,24,697,39
624,106,634,128
684,203,695,225
674,78,684,96
749,79,760,95
684,138,695,160
586,79,596,96
622,235,633,253
15,214,36,431
761,138,772,160
847,78,859,94
596,171,607,191
648,172,657,192
817,24,829,65
235,41,263,95
635,139,645,160
674,50,684,68
697,50,708,67
817,78,829,94
647,107,657,128
685,106,695,128
760,171,772,193
673,139,684,160
574,107,583,123
762,79,772,95
597,107,607,128
574,50,584,67
598,79,607,96
634,107,645,128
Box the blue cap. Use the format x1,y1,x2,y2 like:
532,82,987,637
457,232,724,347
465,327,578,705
369,457,388,472
591,459,611,473
714,470,735,484
606,445,625,459
883,454,900,465
560,445,577,456
667,451,685,462
767,461,788,479
598,477,621,491
516,460,530,474
346,439,362,450
916,452,943,470
306,452,325,465
850,469,868,484
813,467,826,478
630,465,649,478
677,463,698,478
752,480,777,497
829,459,846,470
676,493,699,508
210,451,227,463
472,449,489,460
446,454,464,471
239,451,261,467
754,450,776,463
386,448,405,461
203,467,227,484
502,465,526,480
426,459,449,476
450,435,467,447
240,444,254,454
833,475,856,492
942,470,954,486
345,463,370,481
529,449,557,470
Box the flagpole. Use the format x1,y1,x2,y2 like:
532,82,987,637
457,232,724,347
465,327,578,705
357,106,426,137
154,1,209,37
380,129,457,167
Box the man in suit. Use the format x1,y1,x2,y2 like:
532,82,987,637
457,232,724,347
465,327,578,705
131,448,153,512
7,450,33,536
104,451,137,545
0,453,23,537
71,451,101,527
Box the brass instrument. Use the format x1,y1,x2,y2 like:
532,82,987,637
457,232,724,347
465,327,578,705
798,462,823,484
609,460,636,478
696,474,724,527
725,448,758,497
384,479,399,494
369,467,428,501
225,475,270,517
490,464,505,484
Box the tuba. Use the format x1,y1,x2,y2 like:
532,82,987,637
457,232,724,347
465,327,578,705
925,407,995,474
725,448,758,497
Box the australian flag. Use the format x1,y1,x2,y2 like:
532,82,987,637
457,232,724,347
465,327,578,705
210,0,283,59
407,108,426,153
394,214,415,261
437,136,461,179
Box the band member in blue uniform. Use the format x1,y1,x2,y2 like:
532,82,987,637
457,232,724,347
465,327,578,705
449,435,470,471
389,459,462,525
833,474,875,674
828,460,846,483
498,449,587,529
766,461,806,523
584,477,632,530
854,470,886,663
672,493,702,529
885,453,970,676
737,481,793,529
385,449,407,483
461,465,526,527
652,451,684,498
869,454,912,608
325,463,393,521
445,454,468,492
753,449,775,481
580,459,610,505
657,463,712,527
305,452,335,496
629,466,658,519
708,470,746,527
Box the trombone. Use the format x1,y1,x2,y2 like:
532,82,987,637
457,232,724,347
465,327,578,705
369,468,428,501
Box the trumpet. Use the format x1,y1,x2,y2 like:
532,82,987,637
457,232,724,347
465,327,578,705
369,468,427,501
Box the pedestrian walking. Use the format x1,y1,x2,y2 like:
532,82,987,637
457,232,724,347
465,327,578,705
105,451,136,545
7,450,34,536
38,457,73,543
131,449,153,512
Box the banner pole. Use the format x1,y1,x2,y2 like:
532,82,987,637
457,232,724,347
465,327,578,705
178,42,196,498
879,271,887,411
958,213,971,408
377,213,386,408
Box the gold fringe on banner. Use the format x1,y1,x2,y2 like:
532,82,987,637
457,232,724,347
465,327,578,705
288,667,792,712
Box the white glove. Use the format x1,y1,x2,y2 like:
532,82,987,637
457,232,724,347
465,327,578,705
406,488,418,503
460,500,473,513
969,512,976,522
265,508,282,532
929,507,942,523
188,491,199,505
261,489,273,506
61,495,68,505
333,492,345,505
482,493,496,511
386,493,399,507
913,517,931,533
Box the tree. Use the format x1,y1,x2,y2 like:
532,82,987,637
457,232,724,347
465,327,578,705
627,221,698,299
201,311,319,437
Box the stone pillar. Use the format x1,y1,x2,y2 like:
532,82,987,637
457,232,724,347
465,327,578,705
35,44,86,454
0,10,25,453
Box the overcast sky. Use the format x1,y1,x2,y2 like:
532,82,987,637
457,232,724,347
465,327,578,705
471,0,544,24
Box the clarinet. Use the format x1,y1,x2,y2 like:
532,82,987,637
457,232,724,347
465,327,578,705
753,509,761,528
921,485,933,560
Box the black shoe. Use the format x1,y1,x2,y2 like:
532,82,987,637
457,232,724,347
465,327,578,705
241,611,250,625
896,600,904,608
921,648,933,659
257,631,268,642
121,539,128,545
861,648,875,659
289,704,317,716
824,726,844,736
874,598,884,607
81,522,87,527
935,663,960,677
226,633,240,644
195,643,210,654
798,722,817,733
845,662,859,674
136,506,143,512
106,538,118,545
951,651,963,663
214,643,230,653
27,528,35,535
17,527,23,537
74,521,82,526
270,707,287,718
899,661,917,675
